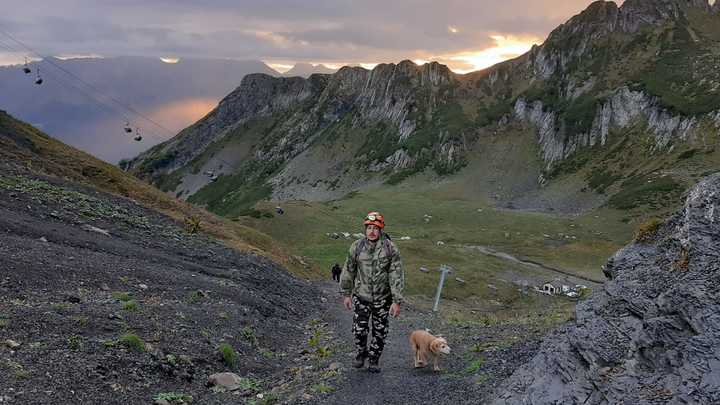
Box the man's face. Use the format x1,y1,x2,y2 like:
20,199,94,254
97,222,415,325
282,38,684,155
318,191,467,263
365,224,381,241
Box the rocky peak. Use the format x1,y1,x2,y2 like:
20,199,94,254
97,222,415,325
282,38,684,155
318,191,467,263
529,0,716,78
618,0,713,32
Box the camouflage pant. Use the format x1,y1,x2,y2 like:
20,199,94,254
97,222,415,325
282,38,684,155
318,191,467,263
352,295,392,362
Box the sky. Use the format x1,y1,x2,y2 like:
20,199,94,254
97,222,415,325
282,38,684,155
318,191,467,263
0,0,621,74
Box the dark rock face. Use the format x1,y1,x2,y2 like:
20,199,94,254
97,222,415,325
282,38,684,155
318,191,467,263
494,173,720,404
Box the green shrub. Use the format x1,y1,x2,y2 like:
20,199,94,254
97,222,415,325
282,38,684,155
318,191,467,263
218,343,237,368
119,334,146,352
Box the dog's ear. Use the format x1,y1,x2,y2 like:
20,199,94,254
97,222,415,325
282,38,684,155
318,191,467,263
429,338,441,353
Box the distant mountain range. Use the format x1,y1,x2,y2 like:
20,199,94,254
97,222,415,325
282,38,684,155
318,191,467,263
282,63,337,77
128,0,720,219
0,56,280,163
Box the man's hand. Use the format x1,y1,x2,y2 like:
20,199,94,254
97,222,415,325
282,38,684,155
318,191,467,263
343,296,353,311
389,303,401,318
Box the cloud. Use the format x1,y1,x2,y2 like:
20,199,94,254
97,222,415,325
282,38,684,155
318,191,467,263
1,1,603,71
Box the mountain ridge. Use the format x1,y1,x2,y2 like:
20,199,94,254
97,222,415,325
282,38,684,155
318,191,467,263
127,0,720,218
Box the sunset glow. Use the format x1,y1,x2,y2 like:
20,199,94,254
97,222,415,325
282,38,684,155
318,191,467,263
445,35,540,73
148,98,217,132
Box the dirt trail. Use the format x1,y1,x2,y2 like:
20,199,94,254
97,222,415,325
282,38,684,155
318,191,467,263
464,245,604,285
312,282,545,405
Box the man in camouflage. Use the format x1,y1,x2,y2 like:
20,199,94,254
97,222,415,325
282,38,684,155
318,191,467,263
340,211,404,373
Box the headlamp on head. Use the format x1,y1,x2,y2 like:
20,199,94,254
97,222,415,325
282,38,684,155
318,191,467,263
363,211,385,229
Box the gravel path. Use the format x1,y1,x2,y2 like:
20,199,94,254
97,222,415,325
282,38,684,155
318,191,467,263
313,282,547,405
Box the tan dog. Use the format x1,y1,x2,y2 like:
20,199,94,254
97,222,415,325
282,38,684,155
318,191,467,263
409,330,451,371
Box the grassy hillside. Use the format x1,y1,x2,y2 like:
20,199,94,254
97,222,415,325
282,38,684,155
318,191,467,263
0,110,316,278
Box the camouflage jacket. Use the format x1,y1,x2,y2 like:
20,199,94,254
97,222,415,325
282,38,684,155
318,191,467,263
340,234,405,304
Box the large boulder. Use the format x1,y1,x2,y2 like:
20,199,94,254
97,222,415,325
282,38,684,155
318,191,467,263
494,173,720,404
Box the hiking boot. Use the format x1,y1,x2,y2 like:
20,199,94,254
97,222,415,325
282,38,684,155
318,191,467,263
368,360,381,373
353,353,367,369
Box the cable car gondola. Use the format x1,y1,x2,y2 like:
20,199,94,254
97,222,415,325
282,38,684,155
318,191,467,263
124,120,133,133
133,128,142,142
22,57,31,74
34,67,43,85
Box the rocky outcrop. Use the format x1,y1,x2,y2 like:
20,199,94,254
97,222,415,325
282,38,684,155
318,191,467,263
128,74,327,174
494,173,720,404
514,87,718,169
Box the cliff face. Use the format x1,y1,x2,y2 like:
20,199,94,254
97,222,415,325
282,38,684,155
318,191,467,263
494,173,720,404
514,88,719,169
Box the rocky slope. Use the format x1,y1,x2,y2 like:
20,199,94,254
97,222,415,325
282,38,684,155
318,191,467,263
494,172,720,404
0,111,325,404
127,0,720,217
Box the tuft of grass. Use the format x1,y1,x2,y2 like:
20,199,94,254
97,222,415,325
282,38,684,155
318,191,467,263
185,216,201,234
67,335,84,351
218,343,237,368
112,292,132,302
315,346,331,358
71,315,89,327
153,392,193,403
5,361,30,380
52,303,70,312
311,382,335,394
187,290,206,304
241,326,257,344
0,317,8,329
464,356,486,375
247,393,278,405
308,330,321,348
119,333,146,352
122,300,139,312
260,349,275,359
634,218,663,242
238,378,262,393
